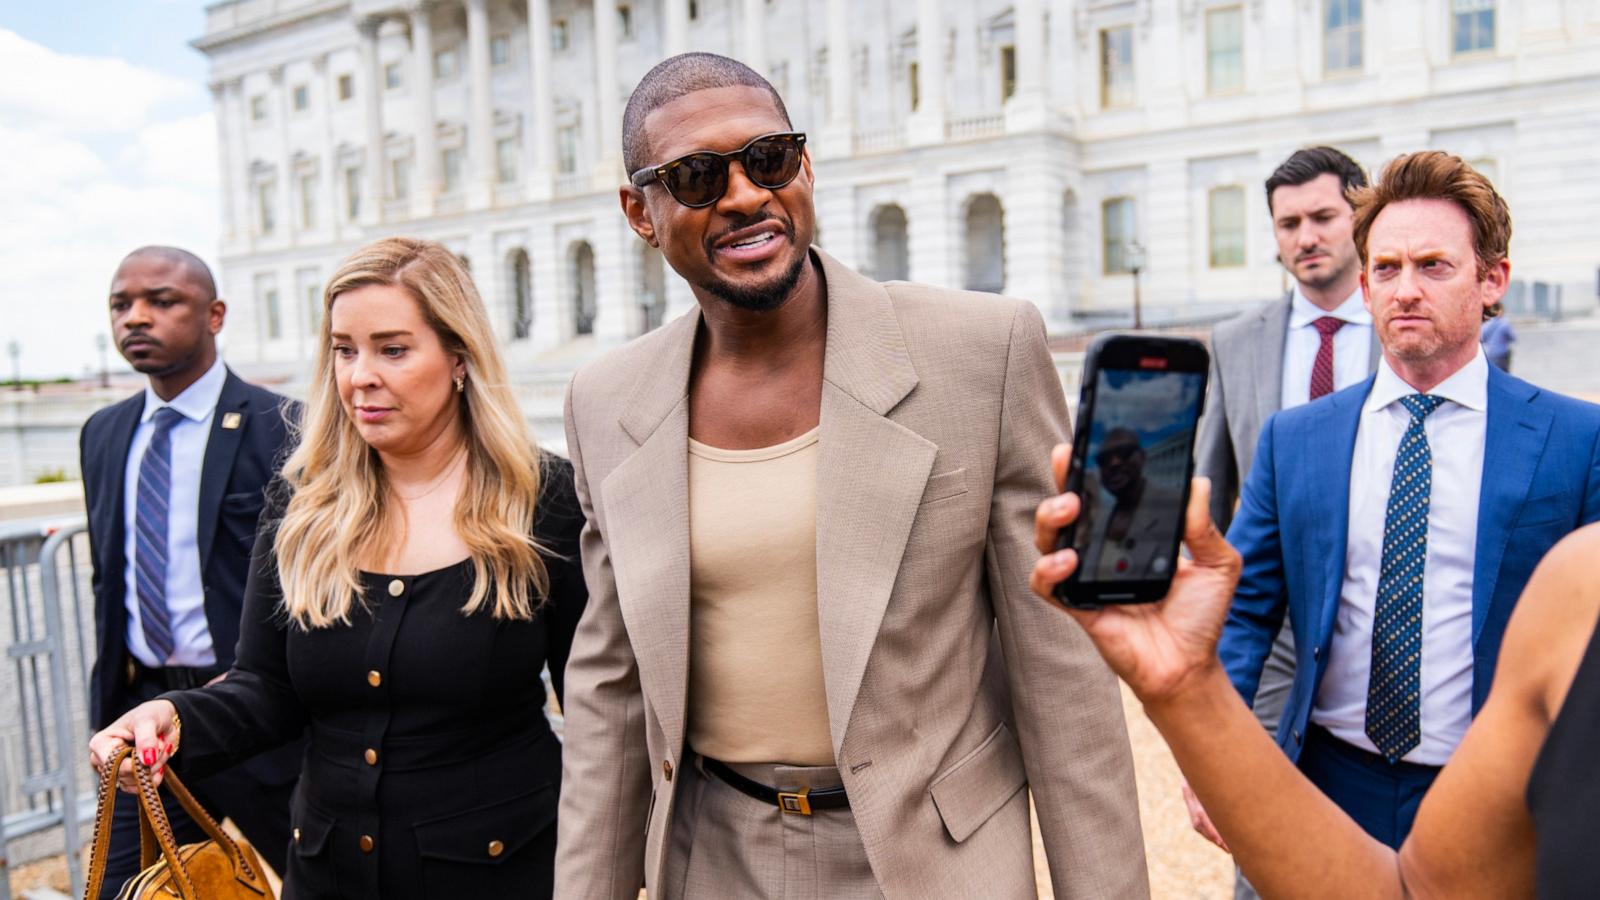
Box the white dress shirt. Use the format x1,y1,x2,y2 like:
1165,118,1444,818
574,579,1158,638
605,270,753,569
122,357,227,667
1311,348,1489,765
1279,285,1374,411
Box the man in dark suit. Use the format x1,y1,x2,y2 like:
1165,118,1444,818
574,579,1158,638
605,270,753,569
81,246,300,898
1214,152,1600,849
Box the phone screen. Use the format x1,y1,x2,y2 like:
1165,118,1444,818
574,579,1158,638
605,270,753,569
1071,367,1206,583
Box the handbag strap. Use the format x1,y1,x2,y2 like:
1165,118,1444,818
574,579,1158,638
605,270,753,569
80,743,260,900
82,745,132,900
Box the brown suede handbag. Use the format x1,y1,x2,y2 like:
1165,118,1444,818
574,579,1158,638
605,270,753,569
82,744,272,900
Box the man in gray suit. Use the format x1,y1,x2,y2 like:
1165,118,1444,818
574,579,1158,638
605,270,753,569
1192,146,1377,896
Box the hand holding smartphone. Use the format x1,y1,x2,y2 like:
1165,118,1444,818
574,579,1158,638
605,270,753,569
1053,334,1209,608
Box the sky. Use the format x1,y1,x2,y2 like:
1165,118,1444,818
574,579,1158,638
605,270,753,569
1,2,218,380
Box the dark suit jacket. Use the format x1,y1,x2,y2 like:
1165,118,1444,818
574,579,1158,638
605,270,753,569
80,367,301,781
1218,367,1600,762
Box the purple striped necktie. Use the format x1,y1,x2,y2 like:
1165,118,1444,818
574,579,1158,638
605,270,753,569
134,406,185,661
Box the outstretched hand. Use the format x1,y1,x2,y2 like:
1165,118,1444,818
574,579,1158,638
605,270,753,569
1031,443,1242,705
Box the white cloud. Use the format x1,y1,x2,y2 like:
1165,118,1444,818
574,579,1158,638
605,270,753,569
0,30,201,133
0,29,217,380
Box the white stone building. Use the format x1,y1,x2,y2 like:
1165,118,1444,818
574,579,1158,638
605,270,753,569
195,0,1600,385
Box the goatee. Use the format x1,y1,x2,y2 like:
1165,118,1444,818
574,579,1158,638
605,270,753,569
701,249,808,312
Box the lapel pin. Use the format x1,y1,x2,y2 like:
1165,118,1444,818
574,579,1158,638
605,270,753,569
222,412,242,430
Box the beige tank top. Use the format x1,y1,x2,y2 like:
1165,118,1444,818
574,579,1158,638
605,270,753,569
686,427,834,766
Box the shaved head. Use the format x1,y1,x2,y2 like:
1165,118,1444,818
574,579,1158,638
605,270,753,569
117,246,218,300
622,52,791,174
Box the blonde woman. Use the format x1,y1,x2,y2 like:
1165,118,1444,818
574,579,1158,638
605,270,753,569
89,237,587,899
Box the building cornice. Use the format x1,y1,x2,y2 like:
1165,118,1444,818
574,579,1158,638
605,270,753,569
191,0,352,53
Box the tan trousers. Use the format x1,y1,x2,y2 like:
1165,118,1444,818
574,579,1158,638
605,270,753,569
659,756,883,900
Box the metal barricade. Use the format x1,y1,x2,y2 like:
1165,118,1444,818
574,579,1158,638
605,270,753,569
1,517,93,898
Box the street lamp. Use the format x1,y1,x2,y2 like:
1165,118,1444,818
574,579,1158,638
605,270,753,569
95,333,110,388
1127,240,1147,330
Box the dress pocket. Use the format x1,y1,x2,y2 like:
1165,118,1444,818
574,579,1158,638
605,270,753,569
284,801,342,899
412,783,558,896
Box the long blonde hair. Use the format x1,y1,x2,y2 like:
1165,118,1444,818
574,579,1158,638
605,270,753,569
275,237,549,627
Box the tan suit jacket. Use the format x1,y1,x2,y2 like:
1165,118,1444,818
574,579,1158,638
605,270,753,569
555,250,1148,899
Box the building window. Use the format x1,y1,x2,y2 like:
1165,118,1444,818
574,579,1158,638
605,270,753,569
1452,0,1494,55
557,125,578,174
337,73,355,101
292,84,309,112
344,166,361,220
1100,26,1134,110
298,269,322,334
1000,45,1016,102
442,147,464,193
257,181,276,234
250,94,268,122
491,34,511,66
385,61,403,90
1323,0,1362,73
1102,196,1137,274
434,46,460,81
511,249,532,339
391,158,411,200
496,137,519,183
299,173,318,229
552,20,569,51
689,0,700,21
908,61,920,111
1207,7,1244,95
618,5,634,39
1208,186,1246,268
1470,157,1499,185
263,287,282,340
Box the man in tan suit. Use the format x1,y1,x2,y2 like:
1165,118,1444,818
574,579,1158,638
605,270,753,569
556,52,1147,899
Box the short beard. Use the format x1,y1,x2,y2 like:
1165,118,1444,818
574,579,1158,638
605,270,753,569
700,248,808,313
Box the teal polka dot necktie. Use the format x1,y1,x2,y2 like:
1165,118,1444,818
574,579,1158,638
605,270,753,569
1366,393,1445,763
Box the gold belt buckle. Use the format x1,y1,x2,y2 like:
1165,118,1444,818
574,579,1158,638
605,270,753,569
777,787,812,816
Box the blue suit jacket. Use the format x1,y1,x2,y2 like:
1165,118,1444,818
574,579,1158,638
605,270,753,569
1218,365,1600,762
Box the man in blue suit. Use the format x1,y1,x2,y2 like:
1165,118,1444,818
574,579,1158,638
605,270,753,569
81,247,301,897
1213,151,1600,848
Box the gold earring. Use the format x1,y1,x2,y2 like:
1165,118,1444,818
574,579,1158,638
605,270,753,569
454,375,465,393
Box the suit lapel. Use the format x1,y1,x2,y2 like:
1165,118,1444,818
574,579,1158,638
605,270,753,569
811,252,934,755
600,311,700,758
197,370,250,571
101,396,145,595
1252,296,1290,431
1472,368,1549,648
1316,378,1372,641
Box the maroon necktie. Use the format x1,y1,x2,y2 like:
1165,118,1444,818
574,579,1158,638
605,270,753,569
1309,316,1345,400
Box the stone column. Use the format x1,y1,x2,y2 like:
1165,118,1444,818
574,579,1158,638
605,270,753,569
525,0,555,200
819,0,853,157
409,3,438,218
740,0,766,74
466,0,495,208
270,64,295,244
210,80,239,243
662,0,688,57
591,0,623,183
358,15,386,226
314,53,341,240
907,171,950,286
1005,0,1051,130
907,0,945,145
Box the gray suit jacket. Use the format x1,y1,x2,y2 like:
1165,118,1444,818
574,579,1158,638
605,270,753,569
1194,294,1379,532
555,249,1148,899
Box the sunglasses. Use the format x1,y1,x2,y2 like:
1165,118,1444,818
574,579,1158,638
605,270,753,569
630,132,807,208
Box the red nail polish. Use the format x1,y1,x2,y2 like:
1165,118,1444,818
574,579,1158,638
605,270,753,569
142,749,155,766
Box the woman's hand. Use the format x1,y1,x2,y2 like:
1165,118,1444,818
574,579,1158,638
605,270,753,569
1030,442,1243,706
88,699,180,793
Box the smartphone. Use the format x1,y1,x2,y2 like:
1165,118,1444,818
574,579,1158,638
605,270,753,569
1053,333,1209,608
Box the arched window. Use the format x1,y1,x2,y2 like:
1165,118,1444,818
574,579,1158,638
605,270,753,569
509,249,532,340
963,193,1005,293
571,242,597,336
869,204,910,282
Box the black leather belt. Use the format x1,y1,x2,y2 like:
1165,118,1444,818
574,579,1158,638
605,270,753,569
128,658,226,691
701,757,850,815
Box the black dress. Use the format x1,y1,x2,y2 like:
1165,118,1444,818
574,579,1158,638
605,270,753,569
164,456,586,899
1525,616,1600,899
